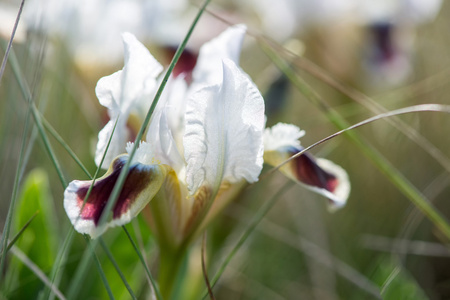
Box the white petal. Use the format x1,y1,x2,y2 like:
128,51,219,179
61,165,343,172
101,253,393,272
146,77,187,174
192,24,247,88
316,158,350,209
95,119,129,168
184,59,265,194
264,147,350,209
126,141,158,165
264,123,305,151
95,32,163,115
64,156,170,238
94,33,163,168
64,156,169,238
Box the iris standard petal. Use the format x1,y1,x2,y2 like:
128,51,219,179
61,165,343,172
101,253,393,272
192,24,247,88
95,119,130,169
94,32,163,168
64,155,170,238
95,32,163,113
184,59,265,195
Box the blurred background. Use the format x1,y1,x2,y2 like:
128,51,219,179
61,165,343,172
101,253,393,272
1,0,450,299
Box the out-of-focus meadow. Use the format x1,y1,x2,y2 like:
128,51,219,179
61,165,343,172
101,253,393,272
1,0,450,299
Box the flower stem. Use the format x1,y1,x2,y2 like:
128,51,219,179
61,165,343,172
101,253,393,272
158,246,187,300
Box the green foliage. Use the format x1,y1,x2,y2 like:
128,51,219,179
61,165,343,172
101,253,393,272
7,169,58,299
371,258,428,300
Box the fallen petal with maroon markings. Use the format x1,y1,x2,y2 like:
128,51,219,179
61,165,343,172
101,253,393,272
64,154,170,238
264,123,350,208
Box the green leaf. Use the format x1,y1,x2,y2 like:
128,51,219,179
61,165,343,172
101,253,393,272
8,169,58,298
371,258,427,300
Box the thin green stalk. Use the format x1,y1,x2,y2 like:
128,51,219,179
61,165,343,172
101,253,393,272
1,211,39,256
262,42,450,239
64,118,119,300
10,246,66,300
267,39,450,176
0,0,25,83
202,182,294,298
99,238,137,300
158,246,186,300
42,118,117,300
83,236,115,300
42,117,92,179
0,103,32,282
201,233,215,300
39,228,75,300
6,44,67,188
122,227,163,300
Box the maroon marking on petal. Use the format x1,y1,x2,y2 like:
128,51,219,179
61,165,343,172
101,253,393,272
75,158,154,225
368,22,397,64
290,149,338,193
164,46,198,83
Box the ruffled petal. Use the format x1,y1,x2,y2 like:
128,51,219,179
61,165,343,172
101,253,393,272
192,24,247,88
184,59,265,195
263,122,305,151
94,32,163,168
264,147,350,208
95,32,163,114
64,155,171,238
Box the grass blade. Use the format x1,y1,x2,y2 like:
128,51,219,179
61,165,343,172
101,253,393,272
201,233,215,300
203,182,294,299
226,203,382,298
0,104,32,282
99,238,137,300
83,236,115,300
0,0,25,83
60,118,118,300
122,226,162,300
261,43,450,240
5,45,67,188
42,117,92,179
9,246,66,300
263,39,450,175
1,211,38,256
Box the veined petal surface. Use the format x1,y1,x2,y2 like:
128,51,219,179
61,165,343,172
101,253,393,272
184,59,265,195
192,24,247,88
94,32,163,168
64,155,169,238
146,76,188,175
95,32,163,114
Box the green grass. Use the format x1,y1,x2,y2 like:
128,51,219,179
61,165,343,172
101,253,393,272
2,0,450,299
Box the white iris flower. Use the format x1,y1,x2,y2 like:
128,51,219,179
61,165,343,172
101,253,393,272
63,25,350,242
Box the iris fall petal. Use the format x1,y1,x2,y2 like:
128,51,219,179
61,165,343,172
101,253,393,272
264,123,350,208
64,155,170,238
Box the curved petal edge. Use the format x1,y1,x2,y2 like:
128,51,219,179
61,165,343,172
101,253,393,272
64,155,169,238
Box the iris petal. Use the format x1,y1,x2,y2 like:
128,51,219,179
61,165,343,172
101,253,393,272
184,59,265,195
94,32,163,168
64,155,170,238
264,148,350,208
